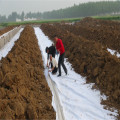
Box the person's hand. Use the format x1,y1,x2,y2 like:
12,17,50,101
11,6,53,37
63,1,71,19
47,64,49,68
49,70,52,72
57,50,60,53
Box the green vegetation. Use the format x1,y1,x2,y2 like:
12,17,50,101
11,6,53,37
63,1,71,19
0,26,3,29
42,1,120,19
0,16,120,27
0,18,83,27
93,16,120,20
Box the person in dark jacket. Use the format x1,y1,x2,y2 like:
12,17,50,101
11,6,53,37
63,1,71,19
46,44,56,68
54,35,67,77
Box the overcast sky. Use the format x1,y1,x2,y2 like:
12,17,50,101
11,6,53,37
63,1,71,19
0,0,116,16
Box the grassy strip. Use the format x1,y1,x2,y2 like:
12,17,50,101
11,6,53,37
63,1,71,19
0,26,3,29
0,16,120,27
93,16,120,20
0,18,83,27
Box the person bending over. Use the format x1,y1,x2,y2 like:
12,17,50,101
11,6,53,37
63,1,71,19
54,35,67,77
49,55,58,74
45,44,56,68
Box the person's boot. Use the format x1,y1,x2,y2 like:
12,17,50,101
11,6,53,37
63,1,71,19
57,74,61,77
65,69,67,75
66,71,67,75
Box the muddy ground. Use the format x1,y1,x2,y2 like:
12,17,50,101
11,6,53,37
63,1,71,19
0,26,55,119
58,17,120,53
0,26,15,36
41,22,120,119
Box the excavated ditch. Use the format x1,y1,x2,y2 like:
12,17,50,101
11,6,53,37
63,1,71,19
41,23,120,119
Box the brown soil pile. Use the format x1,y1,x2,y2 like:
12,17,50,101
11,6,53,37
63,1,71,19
59,17,120,53
0,26,55,119
0,26,14,36
78,17,120,31
41,24,120,119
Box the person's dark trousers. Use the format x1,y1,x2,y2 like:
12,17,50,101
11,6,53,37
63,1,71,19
58,52,67,75
52,67,58,74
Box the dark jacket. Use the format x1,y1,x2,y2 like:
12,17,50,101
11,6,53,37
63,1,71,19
47,45,56,60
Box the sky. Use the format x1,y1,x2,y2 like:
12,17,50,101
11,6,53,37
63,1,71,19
0,0,116,16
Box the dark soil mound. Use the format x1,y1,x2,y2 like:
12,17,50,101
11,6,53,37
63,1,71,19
41,23,120,119
0,26,14,36
0,26,55,119
58,17,120,53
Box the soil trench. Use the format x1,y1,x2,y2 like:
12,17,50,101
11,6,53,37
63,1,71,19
41,21,120,120
34,27,65,120
48,73,65,120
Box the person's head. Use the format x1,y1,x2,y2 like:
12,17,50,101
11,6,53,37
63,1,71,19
54,35,58,42
52,43,54,46
45,47,49,53
50,55,52,61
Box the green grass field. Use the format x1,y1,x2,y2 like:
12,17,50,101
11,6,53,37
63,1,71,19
93,15,120,20
0,16,120,27
0,18,83,27
0,25,3,29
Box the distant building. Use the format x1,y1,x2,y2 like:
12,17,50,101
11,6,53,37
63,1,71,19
16,18,22,22
24,18,37,21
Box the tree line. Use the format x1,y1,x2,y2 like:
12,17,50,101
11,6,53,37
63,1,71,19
0,12,25,23
0,1,120,23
